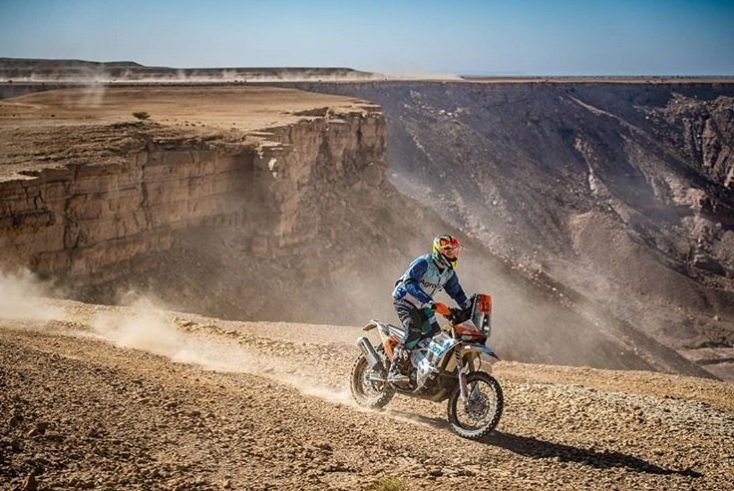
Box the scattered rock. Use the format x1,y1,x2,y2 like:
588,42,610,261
26,422,50,438
44,432,64,443
315,442,332,452
22,474,38,491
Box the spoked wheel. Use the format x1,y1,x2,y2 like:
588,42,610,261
447,371,503,439
350,347,395,409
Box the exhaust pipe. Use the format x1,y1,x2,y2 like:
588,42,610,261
356,337,385,371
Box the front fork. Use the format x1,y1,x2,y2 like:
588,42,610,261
455,350,469,403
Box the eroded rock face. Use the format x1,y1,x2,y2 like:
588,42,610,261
283,81,734,377
0,107,385,286
0,147,250,280
657,94,734,189
0,87,412,334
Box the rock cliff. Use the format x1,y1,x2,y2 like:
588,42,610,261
0,88,385,286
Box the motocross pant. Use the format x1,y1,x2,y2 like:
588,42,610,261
393,298,427,350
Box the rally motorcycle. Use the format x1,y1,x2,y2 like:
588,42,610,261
350,293,503,439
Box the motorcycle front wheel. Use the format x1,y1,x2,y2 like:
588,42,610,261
349,347,395,409
447,371,503,439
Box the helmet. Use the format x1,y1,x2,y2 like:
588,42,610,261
432,234,462,269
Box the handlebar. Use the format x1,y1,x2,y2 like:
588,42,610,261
432,303,467,324
432,302,474,324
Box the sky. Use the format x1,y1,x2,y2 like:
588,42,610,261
1,0,733,76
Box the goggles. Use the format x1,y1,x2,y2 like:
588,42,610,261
437,240,461,259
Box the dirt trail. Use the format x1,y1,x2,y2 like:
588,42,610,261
1,299,733,490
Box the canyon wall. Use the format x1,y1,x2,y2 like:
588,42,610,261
1,146,252,281
280,81,734,378
0,102,385,287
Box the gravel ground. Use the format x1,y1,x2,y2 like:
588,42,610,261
1,299,733,490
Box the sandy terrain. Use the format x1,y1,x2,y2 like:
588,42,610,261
1,298,733,490
0,86,374,180
0,86,367,131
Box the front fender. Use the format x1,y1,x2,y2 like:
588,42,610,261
461,344,500,367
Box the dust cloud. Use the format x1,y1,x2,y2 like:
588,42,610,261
88,295,350,404
75,82,107,107
90,295,265,373
6,68,386,84
0,271,61,321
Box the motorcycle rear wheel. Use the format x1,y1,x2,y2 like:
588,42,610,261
447,371,503,439
350,347,395,409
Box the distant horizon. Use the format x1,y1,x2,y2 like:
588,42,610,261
3,56,734,80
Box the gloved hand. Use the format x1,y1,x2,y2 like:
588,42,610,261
430,302,451,316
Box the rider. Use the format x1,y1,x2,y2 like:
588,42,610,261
389,234,471,384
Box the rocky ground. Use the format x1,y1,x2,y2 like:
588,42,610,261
1,298,733,490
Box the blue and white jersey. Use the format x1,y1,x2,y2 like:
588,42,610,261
392,254,469,308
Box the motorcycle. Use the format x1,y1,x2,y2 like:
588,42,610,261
350,293,503,439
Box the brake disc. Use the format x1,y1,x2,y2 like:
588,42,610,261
465,394,489,421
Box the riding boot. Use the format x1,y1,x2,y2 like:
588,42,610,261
387,345,411,384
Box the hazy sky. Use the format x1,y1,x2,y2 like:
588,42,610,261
1,0,733,75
